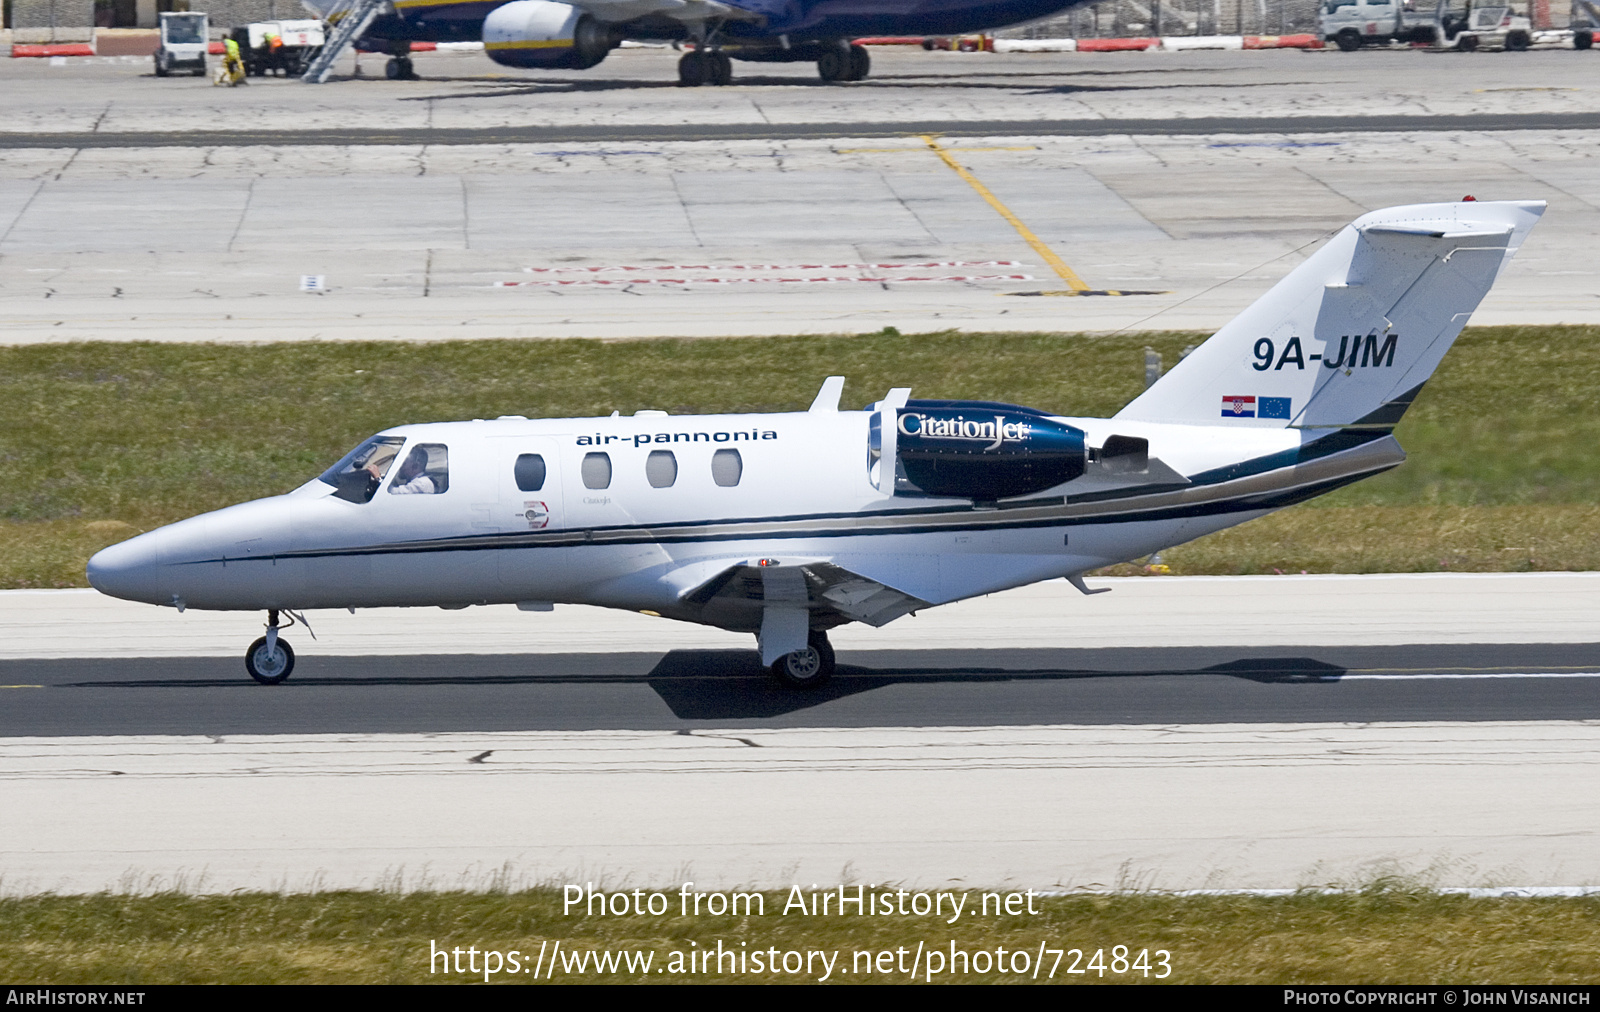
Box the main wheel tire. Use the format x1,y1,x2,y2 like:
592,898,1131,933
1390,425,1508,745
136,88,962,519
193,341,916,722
817,47,849,82
847,43,870,81
1575,30,1593,49
246,635,295,685
386,57,403,79
1335,29,1362,51
769,631,835,689
709,50,732,85
678,50,709,86
1505,30,1529,51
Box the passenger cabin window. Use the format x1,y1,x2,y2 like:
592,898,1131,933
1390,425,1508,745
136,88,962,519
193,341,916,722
711,448,742,487
1324,0,1356,10
319,435,404,504
581,452,612,489
388,443,449,495
646,450,677,488
515,453,547,492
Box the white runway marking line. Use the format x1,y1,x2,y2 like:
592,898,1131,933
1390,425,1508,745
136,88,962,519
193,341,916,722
1341,671,1600,680
496,260,1034,288
496,275,1035,287
521,261,1027,273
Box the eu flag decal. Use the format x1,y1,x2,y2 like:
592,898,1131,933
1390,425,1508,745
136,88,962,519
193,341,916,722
1259,397,1291,420
1221,395,1256,418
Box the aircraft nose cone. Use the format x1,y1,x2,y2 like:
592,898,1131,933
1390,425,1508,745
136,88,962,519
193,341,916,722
86,529,168,605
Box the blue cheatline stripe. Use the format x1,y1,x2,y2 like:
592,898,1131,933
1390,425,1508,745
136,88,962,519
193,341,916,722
177,432,1398,567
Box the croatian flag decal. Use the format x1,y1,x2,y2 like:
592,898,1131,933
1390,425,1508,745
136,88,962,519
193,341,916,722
1221,395,1256,417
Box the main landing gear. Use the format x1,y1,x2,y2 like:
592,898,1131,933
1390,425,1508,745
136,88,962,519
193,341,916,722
678,48,732,86
818,43,870,83
245,608,296,685
385,55,417,80
769,630,836,689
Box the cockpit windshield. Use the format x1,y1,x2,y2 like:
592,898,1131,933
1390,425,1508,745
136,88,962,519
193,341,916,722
318,435,405,504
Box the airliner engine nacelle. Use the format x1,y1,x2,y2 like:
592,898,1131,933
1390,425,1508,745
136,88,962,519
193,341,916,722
875,400,1088,501
483,0,617,69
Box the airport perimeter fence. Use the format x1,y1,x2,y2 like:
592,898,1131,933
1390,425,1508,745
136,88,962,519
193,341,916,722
995,0,1575,37
997,0,1336,39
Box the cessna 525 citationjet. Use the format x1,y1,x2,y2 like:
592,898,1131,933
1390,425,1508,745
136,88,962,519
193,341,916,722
88,200,1542,688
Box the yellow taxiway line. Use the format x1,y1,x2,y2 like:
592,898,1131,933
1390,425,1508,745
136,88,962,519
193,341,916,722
916,134,1095,293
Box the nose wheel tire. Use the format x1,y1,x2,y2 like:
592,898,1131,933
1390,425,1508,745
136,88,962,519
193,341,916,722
246,635,295,685
769,631,836,689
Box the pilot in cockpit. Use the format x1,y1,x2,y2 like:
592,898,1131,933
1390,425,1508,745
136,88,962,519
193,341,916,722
378,446,439,495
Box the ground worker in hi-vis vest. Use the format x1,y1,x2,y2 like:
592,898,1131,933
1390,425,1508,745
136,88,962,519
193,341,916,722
216,36,247,86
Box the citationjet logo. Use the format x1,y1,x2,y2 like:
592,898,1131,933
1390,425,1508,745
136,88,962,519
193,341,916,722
897,412,1032,452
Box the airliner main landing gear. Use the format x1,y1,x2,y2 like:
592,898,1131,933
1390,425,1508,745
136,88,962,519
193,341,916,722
678,49,732,86
818,43,870,82
245,608,296,685
769,630,835,689
385,55,417,80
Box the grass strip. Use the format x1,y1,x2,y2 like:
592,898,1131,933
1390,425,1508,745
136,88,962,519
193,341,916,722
2,889,1598,984
4,326,1598,588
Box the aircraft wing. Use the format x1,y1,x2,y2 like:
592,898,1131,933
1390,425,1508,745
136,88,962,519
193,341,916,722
567,0,764,23
681,560,929,629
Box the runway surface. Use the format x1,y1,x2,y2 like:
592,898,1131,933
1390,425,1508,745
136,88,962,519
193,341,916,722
10,113,1600,148
6,575,1599,893
5,574,1597,733
8,721,1600,894
5,645,1600,736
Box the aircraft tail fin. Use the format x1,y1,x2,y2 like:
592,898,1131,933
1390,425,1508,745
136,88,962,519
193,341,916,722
1114,200,1544,429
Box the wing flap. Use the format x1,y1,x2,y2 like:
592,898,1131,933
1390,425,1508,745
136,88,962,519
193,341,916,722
678,559,929,629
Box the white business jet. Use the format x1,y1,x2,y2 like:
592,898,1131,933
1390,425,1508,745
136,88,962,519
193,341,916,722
87,200,1543,688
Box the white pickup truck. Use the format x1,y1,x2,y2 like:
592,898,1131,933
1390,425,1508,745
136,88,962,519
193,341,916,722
1321,0,1533,50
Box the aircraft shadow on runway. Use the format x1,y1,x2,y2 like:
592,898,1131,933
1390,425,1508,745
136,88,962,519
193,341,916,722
48,649,1345,721
643,650,1348,719
394,67,1253,101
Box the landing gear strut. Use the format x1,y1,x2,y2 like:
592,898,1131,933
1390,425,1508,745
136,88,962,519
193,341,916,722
769,630,835,689
246,609,296,685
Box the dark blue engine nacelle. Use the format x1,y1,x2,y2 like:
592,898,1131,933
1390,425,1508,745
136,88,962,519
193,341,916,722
883,400,1087,500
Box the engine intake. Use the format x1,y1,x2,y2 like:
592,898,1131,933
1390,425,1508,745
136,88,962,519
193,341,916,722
875,401,1087,501
484,0,616,69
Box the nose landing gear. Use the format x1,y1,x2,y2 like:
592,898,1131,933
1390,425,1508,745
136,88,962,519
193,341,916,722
245,608,296,685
